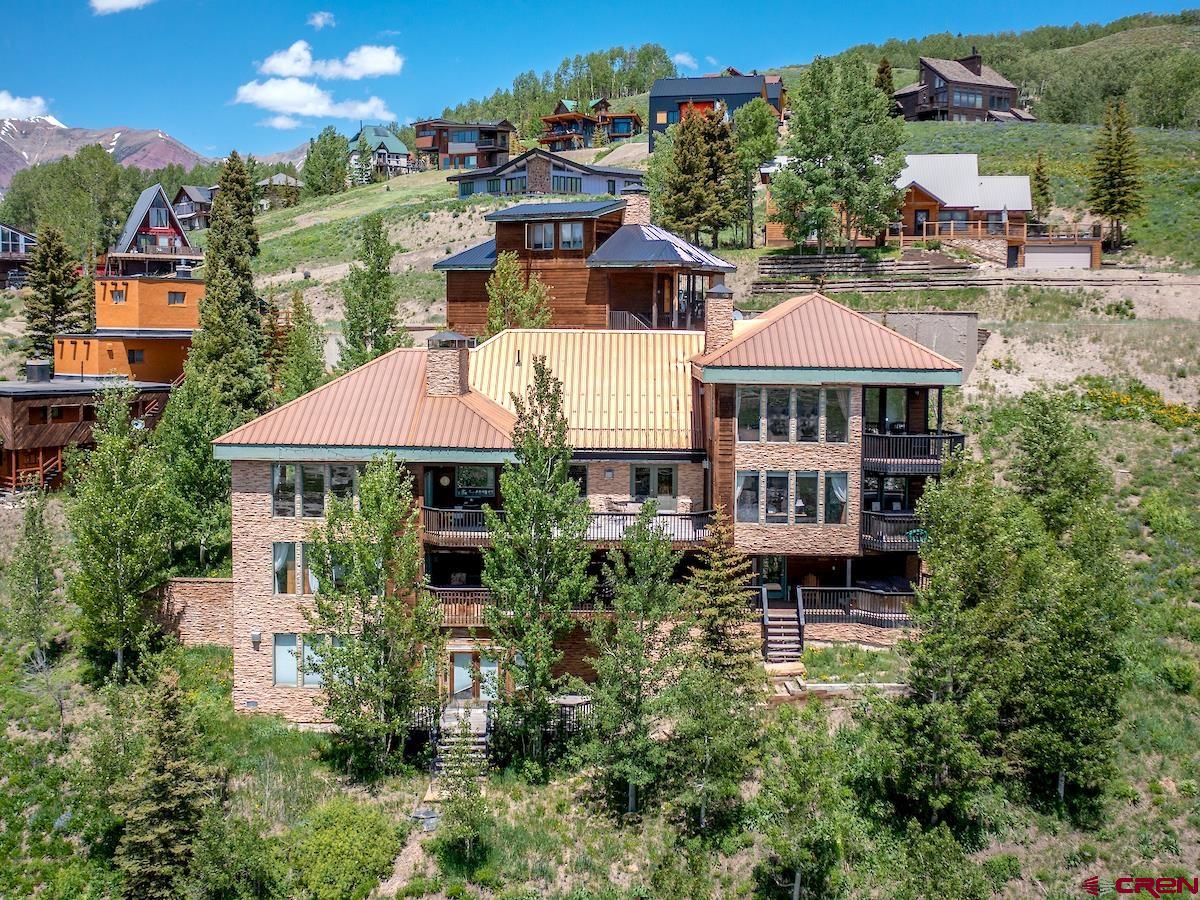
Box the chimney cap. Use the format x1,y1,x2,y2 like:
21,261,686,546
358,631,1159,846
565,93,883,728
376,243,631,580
427,330,474,349
706,283,734,298
620,183,649,196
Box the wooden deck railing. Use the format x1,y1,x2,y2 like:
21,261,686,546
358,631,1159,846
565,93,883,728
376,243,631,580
862,432,964,473
423,506,713,547
888,221,1102,244
797,586,914,628
429,585,608,626
860,510,926,552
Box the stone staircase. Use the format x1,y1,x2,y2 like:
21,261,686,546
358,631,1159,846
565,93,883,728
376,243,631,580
763,607,803,664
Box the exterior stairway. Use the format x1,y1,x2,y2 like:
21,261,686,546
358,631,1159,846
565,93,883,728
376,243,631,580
433,705,489,776
763,607,803,663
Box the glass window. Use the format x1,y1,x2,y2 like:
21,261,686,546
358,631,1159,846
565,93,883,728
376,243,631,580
527,222,554,250
167,291,185,305
560,222,584,250
824,388,850,442
795,388,819,442
486,178,501,193
300,465,325,517
765,472,789,524
886,389,907,432
632,465,675,500
794,472,818,524
149,206,170,228
126,349,144,364
656,466,675,498
274,634,298,686
864,388,882,433
272,464,296,516
458,181,474,198
766,389,790,442
456,465,495,497
607,179,616,194
568,464,588,495
273,542,296,594
633,466,651,499
303,636,326,687
552,175,583,193
735,471,759,523
825,473,849,525
111,289,125,304
330,465,355,501
302,543,320,595
737,387,761,441
504,176,526,193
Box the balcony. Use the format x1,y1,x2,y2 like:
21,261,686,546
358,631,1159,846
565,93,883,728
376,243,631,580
429,585,607,627
861,510,925,552
862,431,964,475
797,586,914,628
422,506,713,548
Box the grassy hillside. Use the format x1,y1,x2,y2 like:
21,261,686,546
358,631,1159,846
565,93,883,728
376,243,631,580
901,121,1200,268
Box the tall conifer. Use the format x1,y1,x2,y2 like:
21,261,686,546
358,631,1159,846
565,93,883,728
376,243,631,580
1031,151,1053,223
23,226,85,359
1087,100,1144,249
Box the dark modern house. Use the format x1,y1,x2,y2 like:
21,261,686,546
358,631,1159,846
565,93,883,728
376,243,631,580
0,222,36,288
172,186,214,231
448,148,644,199
893,50,1034,123
413,119,516,170
707,67,788,117
537,99,643,151
648,74,779,150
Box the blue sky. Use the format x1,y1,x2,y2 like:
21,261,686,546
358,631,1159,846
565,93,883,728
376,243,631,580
0,0,1190,158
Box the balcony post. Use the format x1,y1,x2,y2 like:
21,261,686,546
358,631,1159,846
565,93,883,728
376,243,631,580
936,388,944,434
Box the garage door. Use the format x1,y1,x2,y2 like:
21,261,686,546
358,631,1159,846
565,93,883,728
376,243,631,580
1023,245,1092,269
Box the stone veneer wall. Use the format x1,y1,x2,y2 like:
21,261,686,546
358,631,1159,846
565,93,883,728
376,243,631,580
804,623,908,647
582,461,705,513
526,154,552,194
732,389,863,557
159,577,234,646
426,346,468,395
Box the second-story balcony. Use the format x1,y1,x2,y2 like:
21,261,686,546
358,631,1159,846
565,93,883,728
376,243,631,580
429,585,609,627
860,510,925,552
862,431,965,475
422,506,713,548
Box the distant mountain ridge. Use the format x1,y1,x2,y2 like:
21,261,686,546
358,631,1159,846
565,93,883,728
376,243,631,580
0,116,209,192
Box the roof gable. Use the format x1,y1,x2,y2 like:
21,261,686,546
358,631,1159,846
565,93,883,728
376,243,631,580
446,148,644,183
695,293,960,373
920,57,1016,90
114,184,191,254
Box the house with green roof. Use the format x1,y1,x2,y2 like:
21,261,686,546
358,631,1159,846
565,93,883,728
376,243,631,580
349,124,412,181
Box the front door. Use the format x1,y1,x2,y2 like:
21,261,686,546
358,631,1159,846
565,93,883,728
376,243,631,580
913,209,929,237
449,651,500,702
755,555,788,604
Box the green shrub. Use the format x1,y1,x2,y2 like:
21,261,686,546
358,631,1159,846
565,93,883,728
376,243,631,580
1158,657,1196,695
187,809,285,899
981,853,1021,889
287,798,405,900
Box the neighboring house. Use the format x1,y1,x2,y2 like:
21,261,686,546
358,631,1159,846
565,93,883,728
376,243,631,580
102,183,203,276
447,148,644,199
706,67,788,117
412,119,516,170
172,185,214,231
893,49,1034,123
256,173,303,210
348,125,411,179
434,188,733,333
0,273,201,491
0,222,36,288
201,285,963,722
648,73,780,150
537,99,643,151
762,153,1100,268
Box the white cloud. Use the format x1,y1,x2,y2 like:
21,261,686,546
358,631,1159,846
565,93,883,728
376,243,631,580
90,0,157,13
260,114,302,129
260,40,404,80
672,52,698,70
307,10,335,29
0,90,49,119
705,55,719,67
234,77,394,120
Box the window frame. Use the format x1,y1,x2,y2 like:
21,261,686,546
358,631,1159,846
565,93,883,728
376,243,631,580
559,221,584,250
526,222,554,251
824,472,849,525
631,464,676,506
764,471,789,524
735,470,760,523
273,541,297,595
793,471,819,524
167,291,186,305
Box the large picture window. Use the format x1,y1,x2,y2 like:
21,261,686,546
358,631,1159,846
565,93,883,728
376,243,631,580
527,222,554,251
735,471,759,523
737,387,761,441
552,176,583,194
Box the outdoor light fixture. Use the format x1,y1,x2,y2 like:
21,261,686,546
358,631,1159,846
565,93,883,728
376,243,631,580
605,468,614,479
250,631,261,647
439,474,452,487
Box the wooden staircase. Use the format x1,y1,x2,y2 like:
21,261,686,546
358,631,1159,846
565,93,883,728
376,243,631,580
433,706,489,777
763,607,803,663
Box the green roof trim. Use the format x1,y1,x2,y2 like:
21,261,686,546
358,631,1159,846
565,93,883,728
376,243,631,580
214,445,515,463
699,367,963,386
352,125,409,156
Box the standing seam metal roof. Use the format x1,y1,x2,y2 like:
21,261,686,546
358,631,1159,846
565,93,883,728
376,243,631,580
586,224,736,272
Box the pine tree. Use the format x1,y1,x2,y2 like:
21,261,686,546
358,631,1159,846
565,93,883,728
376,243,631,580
586,501,683,813
1087,100,1144,249
67,388,173,678
261,298,287,394
339,213,408,370
660,104,716,245
698,104,743,247
303,126,349,197
351,134,374,185
684,507,760,686
484,250,552,337
114,668,216,900
278,291,327,402
23,225,85,359
1031,151,1053,223
874,57,895,97
482,357,594,775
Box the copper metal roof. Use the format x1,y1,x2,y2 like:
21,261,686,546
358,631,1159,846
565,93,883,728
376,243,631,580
695,293,961,372
213,349,514,450
470,329,705,451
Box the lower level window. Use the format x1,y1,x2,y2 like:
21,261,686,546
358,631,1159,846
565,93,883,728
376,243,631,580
825,473,849,524
273,633,333,687
735,471,759,523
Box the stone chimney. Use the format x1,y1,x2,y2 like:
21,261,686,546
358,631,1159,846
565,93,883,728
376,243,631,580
703,281,735,356
958,47,983,76
620,184,652,227
425,331,473,396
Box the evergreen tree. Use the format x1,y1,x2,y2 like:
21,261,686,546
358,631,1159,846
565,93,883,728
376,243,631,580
305,455,444,774
585,501,683,813
303,126,349,197
482,357,594,776
261,298,287,394
660,104,716,245
67,388,173,678
732,98,781,248
23,225,85,358
278,291,328,402
1087,100,1144,249
645,124,679,225
684,507,760,687
1031,151,1053,223
484,250,552,337
351,134,374,186
339,213,408,370
698,103,746,247
431,715,491,868
114,668,216,900
874,56,895,97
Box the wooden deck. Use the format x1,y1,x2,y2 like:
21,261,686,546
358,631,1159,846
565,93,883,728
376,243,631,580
862,431,965,475
888,221,1103,246
422,506,714,549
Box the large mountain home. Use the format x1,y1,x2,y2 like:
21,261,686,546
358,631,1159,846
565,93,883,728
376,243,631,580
537,99,643,151
763,153,1101,268
434,188,732,333
648,73,780,150
349,125,411,179
0,222,36,288
893,50,1034,123
413,119,516,171
200,285,962,722
172,185,214,231
102,183,204,277
447,148,644,200
0,272,200,491
706,67,788,116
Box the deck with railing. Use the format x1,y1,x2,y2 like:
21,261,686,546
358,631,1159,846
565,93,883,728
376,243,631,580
888,220,1103,245
860,510,925,552
798,586,915,628
862,431,965,474
429,585,606,627
422,506,713,548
